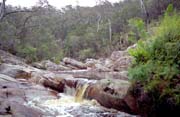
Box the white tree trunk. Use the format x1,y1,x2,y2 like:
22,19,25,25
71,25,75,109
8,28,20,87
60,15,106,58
108,19,112,43
97,14,101,32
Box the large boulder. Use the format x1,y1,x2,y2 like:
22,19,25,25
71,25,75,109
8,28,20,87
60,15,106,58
0,73,59,116
85,79,136,114
63,57,87,69
0,74,43,116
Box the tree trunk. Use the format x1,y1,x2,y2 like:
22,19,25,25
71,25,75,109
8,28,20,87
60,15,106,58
140,0,149,28
97,14,101,32
108,19,112,43
0,0,6,21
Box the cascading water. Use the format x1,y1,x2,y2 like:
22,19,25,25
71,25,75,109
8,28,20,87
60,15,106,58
75,83,89,102
25,78,136,117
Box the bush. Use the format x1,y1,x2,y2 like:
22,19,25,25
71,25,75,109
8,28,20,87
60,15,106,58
128,6,180,110
79,48,95,60
17,45,37,62
128,18,148,42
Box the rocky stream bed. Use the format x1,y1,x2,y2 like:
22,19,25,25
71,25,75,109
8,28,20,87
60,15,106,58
0,45,140,117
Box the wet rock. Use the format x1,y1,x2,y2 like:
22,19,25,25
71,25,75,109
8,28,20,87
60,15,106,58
124,92,139,114
63,57,87,69
42,78,65,92
64,79,78,89
0,100,43,117
85,79,134,114
0,74,58,116
25,84,58,101
126,82,180,117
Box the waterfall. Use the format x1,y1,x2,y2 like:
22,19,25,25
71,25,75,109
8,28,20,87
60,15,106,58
75,84,89,102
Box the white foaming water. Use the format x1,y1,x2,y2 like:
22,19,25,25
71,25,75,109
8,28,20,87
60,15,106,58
26,93,101,117
25,78,135,117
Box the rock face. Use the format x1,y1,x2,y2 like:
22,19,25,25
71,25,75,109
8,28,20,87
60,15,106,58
0,50,26,65
0,74,51,116
85,79,135,114
0,64,32,79
32,60,71,71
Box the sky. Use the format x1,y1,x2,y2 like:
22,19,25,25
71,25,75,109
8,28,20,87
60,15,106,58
6,0,121,9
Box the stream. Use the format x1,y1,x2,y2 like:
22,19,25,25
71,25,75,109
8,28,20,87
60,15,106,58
25,78,136,117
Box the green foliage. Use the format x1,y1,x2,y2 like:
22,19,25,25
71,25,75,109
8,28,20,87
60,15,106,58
52,50,64,64
79,48,95,60
0,0,179,61
128,10,180,104
17,45,37,62
165,4,174,16
128,18,148,42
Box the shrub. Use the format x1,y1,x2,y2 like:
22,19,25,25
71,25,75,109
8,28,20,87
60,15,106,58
79,48,95,60
128,6,180,107
17,45,37,62
128,18,148,42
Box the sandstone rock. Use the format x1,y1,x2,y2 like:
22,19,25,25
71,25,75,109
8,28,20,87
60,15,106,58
33,60,71,71
31,62,46,69
42,78,65,92
63,57,87,69
112,56,133,71
94,63,111,72
110,51,128,61
104,59,114,68
57,70,128,80
0,99,43,117
85,79,133,114
0,64,32,79
85,58,112,71
0,74,18,83
0,50,26,65
0,73,58,116
29,71,44,84
85,58,98,68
